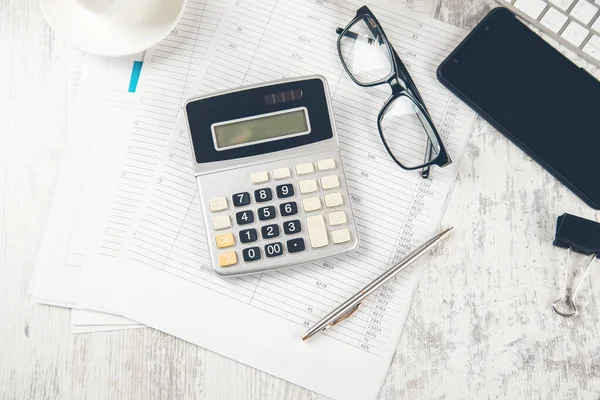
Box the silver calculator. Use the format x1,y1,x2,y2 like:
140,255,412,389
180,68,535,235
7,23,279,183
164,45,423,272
183,75,359,277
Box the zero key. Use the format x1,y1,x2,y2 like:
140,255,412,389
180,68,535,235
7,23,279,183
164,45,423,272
306,215,328,248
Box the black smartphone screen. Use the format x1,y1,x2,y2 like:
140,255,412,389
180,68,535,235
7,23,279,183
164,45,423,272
437,7,600,209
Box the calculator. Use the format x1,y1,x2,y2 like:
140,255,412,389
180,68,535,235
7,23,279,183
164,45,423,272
183,75,359,277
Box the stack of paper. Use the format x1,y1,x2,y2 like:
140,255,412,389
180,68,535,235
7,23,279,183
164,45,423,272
32,0,476,398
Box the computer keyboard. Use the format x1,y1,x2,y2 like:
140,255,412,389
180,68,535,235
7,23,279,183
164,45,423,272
495,0,600,68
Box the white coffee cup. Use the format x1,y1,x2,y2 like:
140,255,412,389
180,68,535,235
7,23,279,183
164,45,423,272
40,0,187,57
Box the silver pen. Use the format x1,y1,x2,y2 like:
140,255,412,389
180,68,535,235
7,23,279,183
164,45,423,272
301,227,453,341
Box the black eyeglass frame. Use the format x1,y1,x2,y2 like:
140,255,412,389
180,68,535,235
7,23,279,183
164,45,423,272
336,5,451,174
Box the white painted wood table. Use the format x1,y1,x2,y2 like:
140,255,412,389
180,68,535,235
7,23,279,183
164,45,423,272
2,0,600,398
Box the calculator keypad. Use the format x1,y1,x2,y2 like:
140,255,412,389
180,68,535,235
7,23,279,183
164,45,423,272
254,188,273,202
265,242,284,257
243,246,261,262
232,192,251,207
206,156,356,274
279,201,298,216
239,228,257,243
236,210,254,225
258,206,276,220
261,224,280,239
276,183,294,198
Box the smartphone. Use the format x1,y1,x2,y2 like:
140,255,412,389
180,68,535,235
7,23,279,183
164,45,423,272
437,7,600,209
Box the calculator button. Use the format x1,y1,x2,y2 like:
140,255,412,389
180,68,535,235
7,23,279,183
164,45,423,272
235,210,254,225
320,175,340,190
209,197,228,212
258,205,276,220
295,162,314,175
218,251,238,267
239,228,258,243
254,188,273,202
242,246,261,262
212,215,231,230
299,179,318,194
232,192,251,207
265,242,284,258
324,192,343,208
328,210,347,226
261,224,280,239
276,183,294,198
306,215,328,248
302,197,322,212
215,232,235,248
283,219,302,234
280,201,298,216
251,171,269,184
317,158,336,171
287,238,306,253
332,229,351,244
272,167,291,180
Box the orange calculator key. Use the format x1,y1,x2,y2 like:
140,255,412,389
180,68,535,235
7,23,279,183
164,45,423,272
215,233,235,248
218,251,237,267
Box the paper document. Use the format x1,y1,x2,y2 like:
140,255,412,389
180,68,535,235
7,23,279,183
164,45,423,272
32,0,231,330
79,1,475,399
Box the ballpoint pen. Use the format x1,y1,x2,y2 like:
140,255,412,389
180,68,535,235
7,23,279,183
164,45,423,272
301,227,453,341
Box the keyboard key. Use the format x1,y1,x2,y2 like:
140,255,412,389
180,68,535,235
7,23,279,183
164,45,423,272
280,201,298,216
332,229,351,244
276,183,294,198
272,167,291,180
299,179,318,194
287,238,306,253
250,171,269,184
254,188,273,202
209,197,228,212
239,228,258,243
549,0,574,11
242,246,261,262
212,215,231,230
328,210,347,226
571,0,598,24
593,16,600,31
283,219,302,234
232,192,251,207
514,0,547,18
258,205,276,220
261,224,280,239
302,197,322,212
324,192,344,207
540,7,568,32
561,21,590,46
215,232,235,248
265,242,284,257
218,251,237,267
235,210,254,225
320,175,340,190
295,162,314,175
583,34,600,59
317,158,336,171
306,215,328,248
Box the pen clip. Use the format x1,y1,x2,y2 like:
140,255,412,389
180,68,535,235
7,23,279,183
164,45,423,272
324,302,362,331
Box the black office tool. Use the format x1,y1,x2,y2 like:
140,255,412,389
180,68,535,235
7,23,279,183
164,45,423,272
437,7,600,209
336,5,452,178
552,213,600,317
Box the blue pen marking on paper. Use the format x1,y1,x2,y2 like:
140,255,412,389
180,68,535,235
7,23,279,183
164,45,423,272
128,61,143,93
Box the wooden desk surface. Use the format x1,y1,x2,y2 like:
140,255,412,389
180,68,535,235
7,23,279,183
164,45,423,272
1,0,599,398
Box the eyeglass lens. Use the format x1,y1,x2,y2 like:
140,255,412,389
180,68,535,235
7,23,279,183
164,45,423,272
339,17,393,85
380,94,441,169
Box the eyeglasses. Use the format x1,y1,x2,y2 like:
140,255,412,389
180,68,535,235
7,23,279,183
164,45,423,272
336,6,451,178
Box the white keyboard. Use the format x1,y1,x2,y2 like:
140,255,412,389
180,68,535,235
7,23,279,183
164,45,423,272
496,0,600,67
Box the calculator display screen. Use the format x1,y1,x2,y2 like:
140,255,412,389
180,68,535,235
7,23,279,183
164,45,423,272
212,107,310,150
